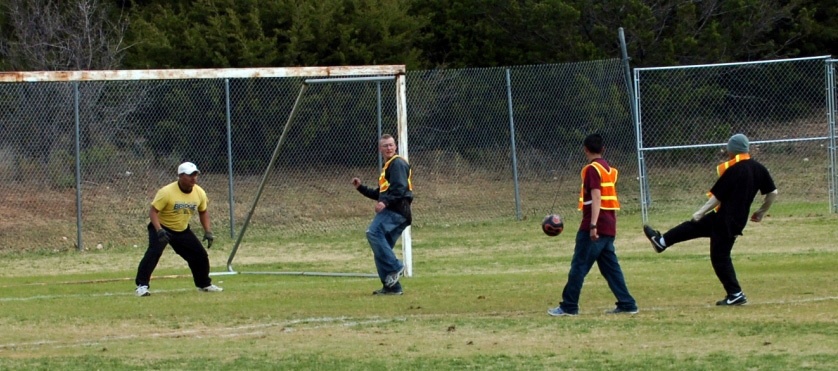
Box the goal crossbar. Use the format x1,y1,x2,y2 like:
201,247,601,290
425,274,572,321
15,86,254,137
0,65,405,82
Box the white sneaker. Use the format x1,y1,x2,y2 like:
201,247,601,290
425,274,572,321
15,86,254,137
198,284,223,293
135,285,150,297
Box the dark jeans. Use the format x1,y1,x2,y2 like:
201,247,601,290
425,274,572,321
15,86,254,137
559,230,636,314
135,223,212,289
662,213,741,295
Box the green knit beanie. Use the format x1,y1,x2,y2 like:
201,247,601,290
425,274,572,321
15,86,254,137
727,134,749,154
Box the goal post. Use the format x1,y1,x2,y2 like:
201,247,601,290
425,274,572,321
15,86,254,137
222,72,413,278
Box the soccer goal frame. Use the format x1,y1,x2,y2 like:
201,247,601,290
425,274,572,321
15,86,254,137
0,64,411,277
220,70,413,279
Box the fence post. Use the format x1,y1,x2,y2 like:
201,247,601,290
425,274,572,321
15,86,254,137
225,79,236,238
827,60,837,213
377,81,384,171
74,82,83,251
619,28,649,223
505,69,522,221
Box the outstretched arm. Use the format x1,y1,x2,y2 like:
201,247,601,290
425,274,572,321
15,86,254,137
692,195,720,221
751,189,778,222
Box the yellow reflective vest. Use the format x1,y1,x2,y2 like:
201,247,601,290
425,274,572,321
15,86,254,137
379,155,413,193
707,153,751,211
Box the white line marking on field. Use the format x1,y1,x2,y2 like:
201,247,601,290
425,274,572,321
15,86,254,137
0,288,193,302
755,296,838,305
613,295,838,313
0,274,197,289
0,316,403,351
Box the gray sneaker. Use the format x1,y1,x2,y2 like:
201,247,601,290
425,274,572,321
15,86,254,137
547,306,577,316
384,265,405,288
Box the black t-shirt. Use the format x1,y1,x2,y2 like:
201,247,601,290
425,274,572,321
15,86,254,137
710,159,776,236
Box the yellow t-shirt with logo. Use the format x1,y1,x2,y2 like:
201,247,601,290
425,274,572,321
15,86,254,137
151,181,208,232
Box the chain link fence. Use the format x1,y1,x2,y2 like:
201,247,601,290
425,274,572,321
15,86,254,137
409,60,636,232
0,59,636,252
635,56,837,223
2,55,837,254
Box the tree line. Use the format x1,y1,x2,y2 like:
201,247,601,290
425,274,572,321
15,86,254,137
0,0,835,72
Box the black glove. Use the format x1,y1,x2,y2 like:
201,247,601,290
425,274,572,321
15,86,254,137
202,232,214,249
156,229,170,245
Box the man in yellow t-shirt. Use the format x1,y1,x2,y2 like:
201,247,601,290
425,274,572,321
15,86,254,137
134,162,222,297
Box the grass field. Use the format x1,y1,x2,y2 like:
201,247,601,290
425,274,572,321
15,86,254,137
0,203,836,370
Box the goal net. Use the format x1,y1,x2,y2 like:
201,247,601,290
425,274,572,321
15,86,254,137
0,65,411,279
222,71,413,278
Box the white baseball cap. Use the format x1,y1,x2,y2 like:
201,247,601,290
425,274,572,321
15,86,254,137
177,162,200,175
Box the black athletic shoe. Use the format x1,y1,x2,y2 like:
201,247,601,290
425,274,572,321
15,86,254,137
716,292,747,306
373,287,403,296
643,225,666,253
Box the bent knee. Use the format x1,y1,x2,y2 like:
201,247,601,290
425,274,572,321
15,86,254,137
365,228,379,240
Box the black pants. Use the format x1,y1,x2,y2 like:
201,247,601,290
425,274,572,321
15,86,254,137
663,213,742,295
135,223,212,289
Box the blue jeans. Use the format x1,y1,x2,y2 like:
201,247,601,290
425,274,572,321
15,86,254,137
559,230,636,314
366,209,408,287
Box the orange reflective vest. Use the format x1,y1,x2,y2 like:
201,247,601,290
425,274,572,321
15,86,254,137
716,153,750,176
578,161,620,210
379,155,413,192
707,153,751,211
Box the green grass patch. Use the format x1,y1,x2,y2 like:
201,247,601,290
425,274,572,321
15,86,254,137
0,212,836,370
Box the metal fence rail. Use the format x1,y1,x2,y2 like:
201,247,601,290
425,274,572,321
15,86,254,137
635,56,835,223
